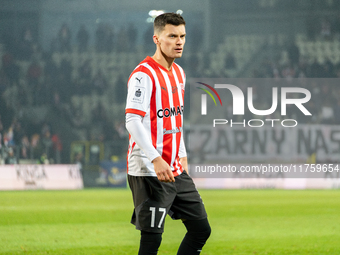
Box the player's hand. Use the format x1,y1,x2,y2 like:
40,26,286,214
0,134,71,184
152,156,175,183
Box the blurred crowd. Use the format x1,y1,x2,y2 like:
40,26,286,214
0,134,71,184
1,20,340,165
248,24,340,125
0,23,133,165
48,23,140,54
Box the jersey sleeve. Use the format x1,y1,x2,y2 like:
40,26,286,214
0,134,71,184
125,71,153,117
125,113,160,162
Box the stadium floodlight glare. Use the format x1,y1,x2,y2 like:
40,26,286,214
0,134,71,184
148,10,165,17
146,10,165,23
176,9,183,15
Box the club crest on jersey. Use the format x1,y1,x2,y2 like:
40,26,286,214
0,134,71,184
172,85,178,94
157,105,184,118
135,89,141,97
131,87,145,104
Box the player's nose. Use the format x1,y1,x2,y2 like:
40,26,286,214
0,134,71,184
177,38,184,45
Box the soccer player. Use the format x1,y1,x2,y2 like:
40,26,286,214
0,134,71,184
125,13,211,255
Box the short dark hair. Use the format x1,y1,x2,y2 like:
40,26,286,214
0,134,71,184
154,13,186,34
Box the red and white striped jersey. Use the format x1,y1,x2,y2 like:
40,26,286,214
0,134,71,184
125,56,186,177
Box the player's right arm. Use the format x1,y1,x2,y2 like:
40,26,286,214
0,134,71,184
125,70,174,182
125,113,174,182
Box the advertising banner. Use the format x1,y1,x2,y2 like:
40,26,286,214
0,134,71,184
0,164,83,190
97,160,127,188
188,125,340,163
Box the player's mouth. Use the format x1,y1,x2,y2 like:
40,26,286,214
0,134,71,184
175,48,183,53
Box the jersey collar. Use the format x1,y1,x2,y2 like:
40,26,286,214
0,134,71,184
146,56,173,74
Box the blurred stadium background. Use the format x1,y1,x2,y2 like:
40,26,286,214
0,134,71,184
1,0,340,188
1,1,340,254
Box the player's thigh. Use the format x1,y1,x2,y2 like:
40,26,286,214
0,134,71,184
129,175,176,232
170,171,207,220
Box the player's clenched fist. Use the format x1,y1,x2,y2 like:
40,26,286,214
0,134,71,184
152,156,175,182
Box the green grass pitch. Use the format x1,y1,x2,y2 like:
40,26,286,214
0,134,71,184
0,189,339,254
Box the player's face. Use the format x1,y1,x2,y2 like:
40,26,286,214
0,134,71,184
156,24,186,59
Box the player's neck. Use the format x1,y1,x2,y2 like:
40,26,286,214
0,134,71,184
152,51,174,71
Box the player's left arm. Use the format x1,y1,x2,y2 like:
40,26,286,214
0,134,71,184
179,157,188,174
179,69,187,173
178,133,188,173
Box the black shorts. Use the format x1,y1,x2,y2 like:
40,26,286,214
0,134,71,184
128,171,207,233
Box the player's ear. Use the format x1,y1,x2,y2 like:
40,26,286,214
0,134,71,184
153,34,159,45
